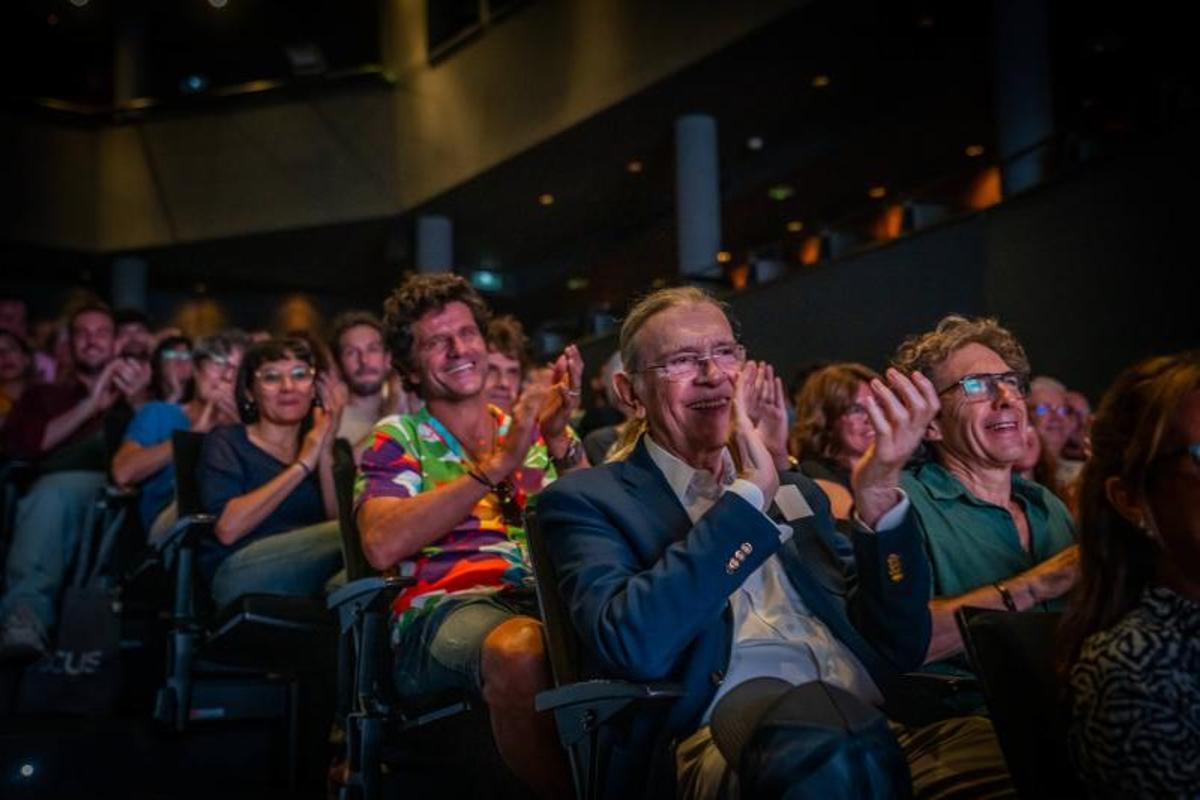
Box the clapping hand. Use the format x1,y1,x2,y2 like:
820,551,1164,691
538,344,584,443
733,366,780,507
741,360,790,471
851,367,940,527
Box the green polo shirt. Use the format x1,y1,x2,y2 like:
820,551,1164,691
902,461,1077,604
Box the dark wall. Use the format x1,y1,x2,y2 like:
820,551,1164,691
581,131,1198,402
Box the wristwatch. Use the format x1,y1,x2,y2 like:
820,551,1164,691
552,435,583,471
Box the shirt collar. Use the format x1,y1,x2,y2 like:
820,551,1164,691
644,433,735,506
918,459,1048,510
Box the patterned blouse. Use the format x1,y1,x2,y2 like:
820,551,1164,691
354,405,558,635
1068,585,1200,798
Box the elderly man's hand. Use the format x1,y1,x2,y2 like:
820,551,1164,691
733,367,780,506
852,367,940,528
741,360,790,471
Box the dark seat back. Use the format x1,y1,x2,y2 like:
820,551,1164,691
332,438,376,581
956,608,1085,799
524,506,582,688
171,429,206,517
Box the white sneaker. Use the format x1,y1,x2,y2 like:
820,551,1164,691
0,606,49,664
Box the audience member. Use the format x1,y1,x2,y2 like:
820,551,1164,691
539,287,1010,799
789,362,880,518
0,293,29,338
891,315,1078,673
114,308,155,361
1013,424,1042,482
0,329,34,431
1058,388,1092,485
151,334,194,403
0,303,150,661
197,338,344,608
328,311,398,458
581,351,635,464
356,273,582,798
483,315,529,415
1059,351,1200,797
112,333,244,540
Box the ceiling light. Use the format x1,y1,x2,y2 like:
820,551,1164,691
716,250,732,264
68,0,89,6
626,160,644,174
566,277,590,291
746,136,764,151
868,185,887,199
470,270,503,292
207,0,229,8
537,193,555,206
767,184,794,201
965,144,985,157
786,220,805,233
812,74,831,89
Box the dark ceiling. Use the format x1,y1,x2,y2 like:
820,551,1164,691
5,0,1191,339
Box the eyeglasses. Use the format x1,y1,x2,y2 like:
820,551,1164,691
201,356,239,377
255,365,316,388
937,371,1029,403
161,349,192,361
1030,403,1079,419
637,343,747,382
842,403,870,421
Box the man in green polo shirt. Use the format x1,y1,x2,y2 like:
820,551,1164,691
891,314,1079,676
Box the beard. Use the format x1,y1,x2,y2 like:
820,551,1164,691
348,373,385,398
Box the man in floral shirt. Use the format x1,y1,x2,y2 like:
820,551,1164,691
356,273,583,798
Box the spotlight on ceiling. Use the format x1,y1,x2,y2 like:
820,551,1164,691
767,185,794,202
965,144,985,157
626,160,644,174
786,220,804,233
812,74,831,89
538,193,555,206
867,185,887,199
746,136,764,151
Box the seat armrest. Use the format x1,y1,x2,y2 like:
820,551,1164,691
153,513,216,553
104,484,140,501
899,670,982,693
327,575,414,611
535,679,683,713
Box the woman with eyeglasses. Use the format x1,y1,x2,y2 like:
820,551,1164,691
1058,351,1200,797
112,333,246,540
197,337,344,608
788,363,880,518
151,334,195,403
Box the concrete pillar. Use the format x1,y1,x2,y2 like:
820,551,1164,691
674,114,722,281
114,12,148,105
992,0,1054,195
111,256,148,311
416,215,453,273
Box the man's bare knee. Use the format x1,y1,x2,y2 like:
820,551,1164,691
480,616,550,708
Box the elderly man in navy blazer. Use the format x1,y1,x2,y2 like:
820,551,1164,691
538,287,1011,799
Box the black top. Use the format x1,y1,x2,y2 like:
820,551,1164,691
197,424,324,582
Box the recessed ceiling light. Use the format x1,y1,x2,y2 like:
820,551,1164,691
786,220,805,233
626,160,644,174
867,185,887,199
68,0,89,6
716,250,733,264
812,74,831,89
965,144,985,157
538,193,555,206
746,136,764,151
207,0,229,8
566,276,590,291
767,184,795,201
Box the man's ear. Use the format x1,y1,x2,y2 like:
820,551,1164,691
924,414,943,442
613,371,645,419
1105,475,1148,530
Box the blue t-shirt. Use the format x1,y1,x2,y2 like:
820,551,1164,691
197,424,325,582
124,401,190,531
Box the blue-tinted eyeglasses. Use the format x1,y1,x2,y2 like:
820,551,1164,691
937,371,1029,402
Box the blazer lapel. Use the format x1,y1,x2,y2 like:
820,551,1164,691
616,438,694,549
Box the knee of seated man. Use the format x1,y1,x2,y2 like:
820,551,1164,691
480,616,550,707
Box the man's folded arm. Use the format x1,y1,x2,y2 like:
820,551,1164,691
538,484,781,681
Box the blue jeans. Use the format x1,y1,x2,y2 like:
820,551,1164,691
392,590,540,701
1,471,106,630
209,520,343,609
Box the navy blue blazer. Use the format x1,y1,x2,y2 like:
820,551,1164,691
538,438,932,792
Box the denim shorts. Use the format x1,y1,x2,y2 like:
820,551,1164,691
391,589,540,702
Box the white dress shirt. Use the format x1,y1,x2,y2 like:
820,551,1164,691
642,436,908,721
